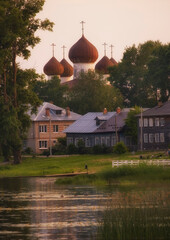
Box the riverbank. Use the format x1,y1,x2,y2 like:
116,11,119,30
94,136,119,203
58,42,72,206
0,151,169,180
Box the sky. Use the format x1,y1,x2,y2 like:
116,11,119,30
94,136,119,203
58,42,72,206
19,0,170,75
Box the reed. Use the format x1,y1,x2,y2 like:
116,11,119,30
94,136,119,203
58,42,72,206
94,191,170,240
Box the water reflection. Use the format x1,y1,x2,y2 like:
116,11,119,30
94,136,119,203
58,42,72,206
0,178,169,240
0,178,105,240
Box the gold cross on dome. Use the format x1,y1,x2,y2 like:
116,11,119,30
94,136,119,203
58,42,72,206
51,43,56,57
80,21,85,35
102,42,107,56
110,44,114,58
61,45,66,59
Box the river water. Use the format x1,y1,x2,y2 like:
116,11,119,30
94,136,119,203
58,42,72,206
0,177,108,240
0,177,169,240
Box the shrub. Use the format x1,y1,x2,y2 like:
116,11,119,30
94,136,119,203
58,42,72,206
67,143,78,154
42,149,50,157
23,147,33,155
93,145,104,154
77,139,86,154
113,142,128,154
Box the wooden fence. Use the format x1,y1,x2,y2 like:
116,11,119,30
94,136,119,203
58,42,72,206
112,159,170,167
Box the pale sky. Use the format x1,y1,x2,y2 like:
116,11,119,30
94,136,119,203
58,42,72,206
19,0,170,75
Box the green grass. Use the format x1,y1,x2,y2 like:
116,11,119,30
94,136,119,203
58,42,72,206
0,151,169,179
56,163,170,186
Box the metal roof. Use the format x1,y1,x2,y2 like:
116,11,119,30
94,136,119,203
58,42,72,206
64,112,116,133
64,109,131,134
137,101,170,117
29,102,81,122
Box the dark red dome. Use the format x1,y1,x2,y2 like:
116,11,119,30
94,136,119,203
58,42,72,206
60,59,73,77
43,57,64,76
69,35,98,63
95,56,114,74
110,57,118,65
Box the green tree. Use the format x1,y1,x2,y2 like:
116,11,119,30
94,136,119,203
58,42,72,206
125,106,141,144
147,43,170,102
33,76,68,107
67,71,123,114
109,41,169,107
0,0,53,163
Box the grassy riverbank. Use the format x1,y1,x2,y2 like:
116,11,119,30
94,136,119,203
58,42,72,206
0,151,169,182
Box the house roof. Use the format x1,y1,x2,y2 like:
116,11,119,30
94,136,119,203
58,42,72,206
64,109,130,134
137,101,170,117
64,112,115,133
29,102,81,122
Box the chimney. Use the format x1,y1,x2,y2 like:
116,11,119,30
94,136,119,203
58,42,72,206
45,108,50,117
66,107,70,116
116,107,121,114
103,108,107,114
158,101,163,107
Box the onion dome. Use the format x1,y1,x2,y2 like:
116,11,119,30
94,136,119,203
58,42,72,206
95,56,114,74
60,58,73,77
43,57,64,76
110,57,118,65
69,35,98,63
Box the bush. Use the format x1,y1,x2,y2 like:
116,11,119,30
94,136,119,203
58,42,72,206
113,142,128,154
52,137,67,155
42,149,50,157
93,145,104,154
67,143,78,154
23,147,33,155
77,139,86,154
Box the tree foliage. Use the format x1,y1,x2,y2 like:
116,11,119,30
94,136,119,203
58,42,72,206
109,41,170,107
0,0,53,163
67,71,123,114
33,76,68,107
125,106,141,144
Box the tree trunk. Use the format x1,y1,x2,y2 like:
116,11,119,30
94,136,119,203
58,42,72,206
2,143,11,163
13,149,22,164
3,66,7,104
12,44,17,107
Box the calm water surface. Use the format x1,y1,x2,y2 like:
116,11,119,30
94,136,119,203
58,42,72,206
0,177,108,240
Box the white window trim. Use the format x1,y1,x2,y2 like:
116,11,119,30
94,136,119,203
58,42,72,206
53,125,59,132
143,134,148,143
155,133,159,143
160,133,165,143
39,125,47,133
95,137,100,145
39,140,48,149
155,118,160,127
149,134,154,143
143,118,148,127
149,118,153,127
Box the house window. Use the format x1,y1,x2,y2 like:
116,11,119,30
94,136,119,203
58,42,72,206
39,125,47,132
160,133,165,142
155,118,159,127
149,134,154,143
101,137,105,145
75,138,83,147
53,125,58,132
106,137,110,146
139,119,143,127
160,118,165,126
86,138,91,147
155,133,159,143
111,136,117,146
95,137,100,145
67,137,73,145
144,118,148,127
143,134,148,143
39,141,47,149
149,118,153,127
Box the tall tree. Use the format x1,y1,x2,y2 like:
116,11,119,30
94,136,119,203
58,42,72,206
67,71,123,114
109,41,170,107
33,76,68,107
0,0,53,163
